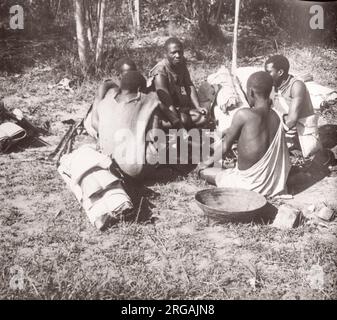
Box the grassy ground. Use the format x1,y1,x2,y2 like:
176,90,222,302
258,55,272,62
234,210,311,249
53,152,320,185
0,25,337,300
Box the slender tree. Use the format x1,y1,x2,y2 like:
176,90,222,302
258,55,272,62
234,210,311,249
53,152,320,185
215,0,223,25
85,0,94,51
95,0,106,66
128,0,140,32
74,0,89,72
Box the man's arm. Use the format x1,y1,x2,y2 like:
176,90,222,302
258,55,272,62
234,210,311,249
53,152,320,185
284,81,306,129
154,74,184,128
196,109,246,172
184,71,206,114
185,84,204,112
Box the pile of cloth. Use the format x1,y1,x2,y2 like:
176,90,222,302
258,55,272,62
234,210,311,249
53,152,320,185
205,66,250,135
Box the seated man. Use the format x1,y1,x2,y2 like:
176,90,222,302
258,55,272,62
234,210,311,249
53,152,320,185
149,37,208,130
94,71,162,179
95,57,138,103
84,57,138,138
265,54,331,164
197,72,291,197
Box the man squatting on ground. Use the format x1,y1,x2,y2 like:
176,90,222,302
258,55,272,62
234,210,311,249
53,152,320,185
197,71,291,197
149,37,208,130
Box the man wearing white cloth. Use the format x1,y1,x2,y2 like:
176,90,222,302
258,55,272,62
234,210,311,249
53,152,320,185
265,54,325,160
197,71,290,197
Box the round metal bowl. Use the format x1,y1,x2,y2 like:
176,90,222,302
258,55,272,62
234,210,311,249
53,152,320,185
195,187,267,223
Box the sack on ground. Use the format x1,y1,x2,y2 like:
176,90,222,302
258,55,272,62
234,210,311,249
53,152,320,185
0,122,27,152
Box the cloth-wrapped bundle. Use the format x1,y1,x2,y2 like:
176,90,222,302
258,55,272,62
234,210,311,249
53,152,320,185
58,144,133,230
207,66,250,134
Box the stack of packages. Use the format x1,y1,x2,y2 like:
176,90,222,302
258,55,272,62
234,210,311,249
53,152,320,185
58,144,133,231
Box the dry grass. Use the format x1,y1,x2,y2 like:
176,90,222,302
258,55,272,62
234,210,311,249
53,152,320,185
1,26,337,300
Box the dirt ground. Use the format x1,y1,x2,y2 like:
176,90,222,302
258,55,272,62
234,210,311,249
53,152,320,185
1,28,337,299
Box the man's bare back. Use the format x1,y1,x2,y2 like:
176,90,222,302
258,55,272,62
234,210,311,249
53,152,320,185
236,106,280,170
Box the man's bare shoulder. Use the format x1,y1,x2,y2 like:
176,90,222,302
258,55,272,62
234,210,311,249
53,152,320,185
291,78,307,96
234,107,256,121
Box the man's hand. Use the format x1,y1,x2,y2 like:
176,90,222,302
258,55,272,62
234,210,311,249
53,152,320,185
195,157,215,177
195,162,210,177
198,108,208,115
219,96,238,114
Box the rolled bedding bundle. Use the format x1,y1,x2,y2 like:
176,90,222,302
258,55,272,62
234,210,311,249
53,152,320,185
58,144,134,230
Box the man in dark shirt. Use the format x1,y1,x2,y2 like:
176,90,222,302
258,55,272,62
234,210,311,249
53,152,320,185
149,37,208,129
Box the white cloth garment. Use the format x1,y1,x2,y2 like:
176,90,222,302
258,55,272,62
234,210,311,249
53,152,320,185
215,121,291,197
273,93,322,157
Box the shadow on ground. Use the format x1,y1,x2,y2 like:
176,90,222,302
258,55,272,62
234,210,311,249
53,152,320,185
319,124,337,149
287,152,336,196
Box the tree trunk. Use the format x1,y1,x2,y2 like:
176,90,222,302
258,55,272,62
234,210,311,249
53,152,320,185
215,0,223,25
196,0,211,39
74,0,89,72
95,0,106,67
96,0,101,28
85,0,94,51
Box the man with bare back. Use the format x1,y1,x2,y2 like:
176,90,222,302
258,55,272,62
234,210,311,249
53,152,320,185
197,71,290,197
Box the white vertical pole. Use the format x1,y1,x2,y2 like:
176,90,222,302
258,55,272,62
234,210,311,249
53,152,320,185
231,0,240,76
135,0,140,30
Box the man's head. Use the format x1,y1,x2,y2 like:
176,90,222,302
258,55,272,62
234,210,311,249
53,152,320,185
120,71,146,93
164,37,184,67
264,54,290,87
115,57,137,77
246,71,273,107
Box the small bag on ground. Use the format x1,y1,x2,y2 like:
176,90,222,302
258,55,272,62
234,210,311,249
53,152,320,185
0,122,27,153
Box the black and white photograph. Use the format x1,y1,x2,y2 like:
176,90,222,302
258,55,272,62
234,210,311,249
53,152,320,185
0,0,336,302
